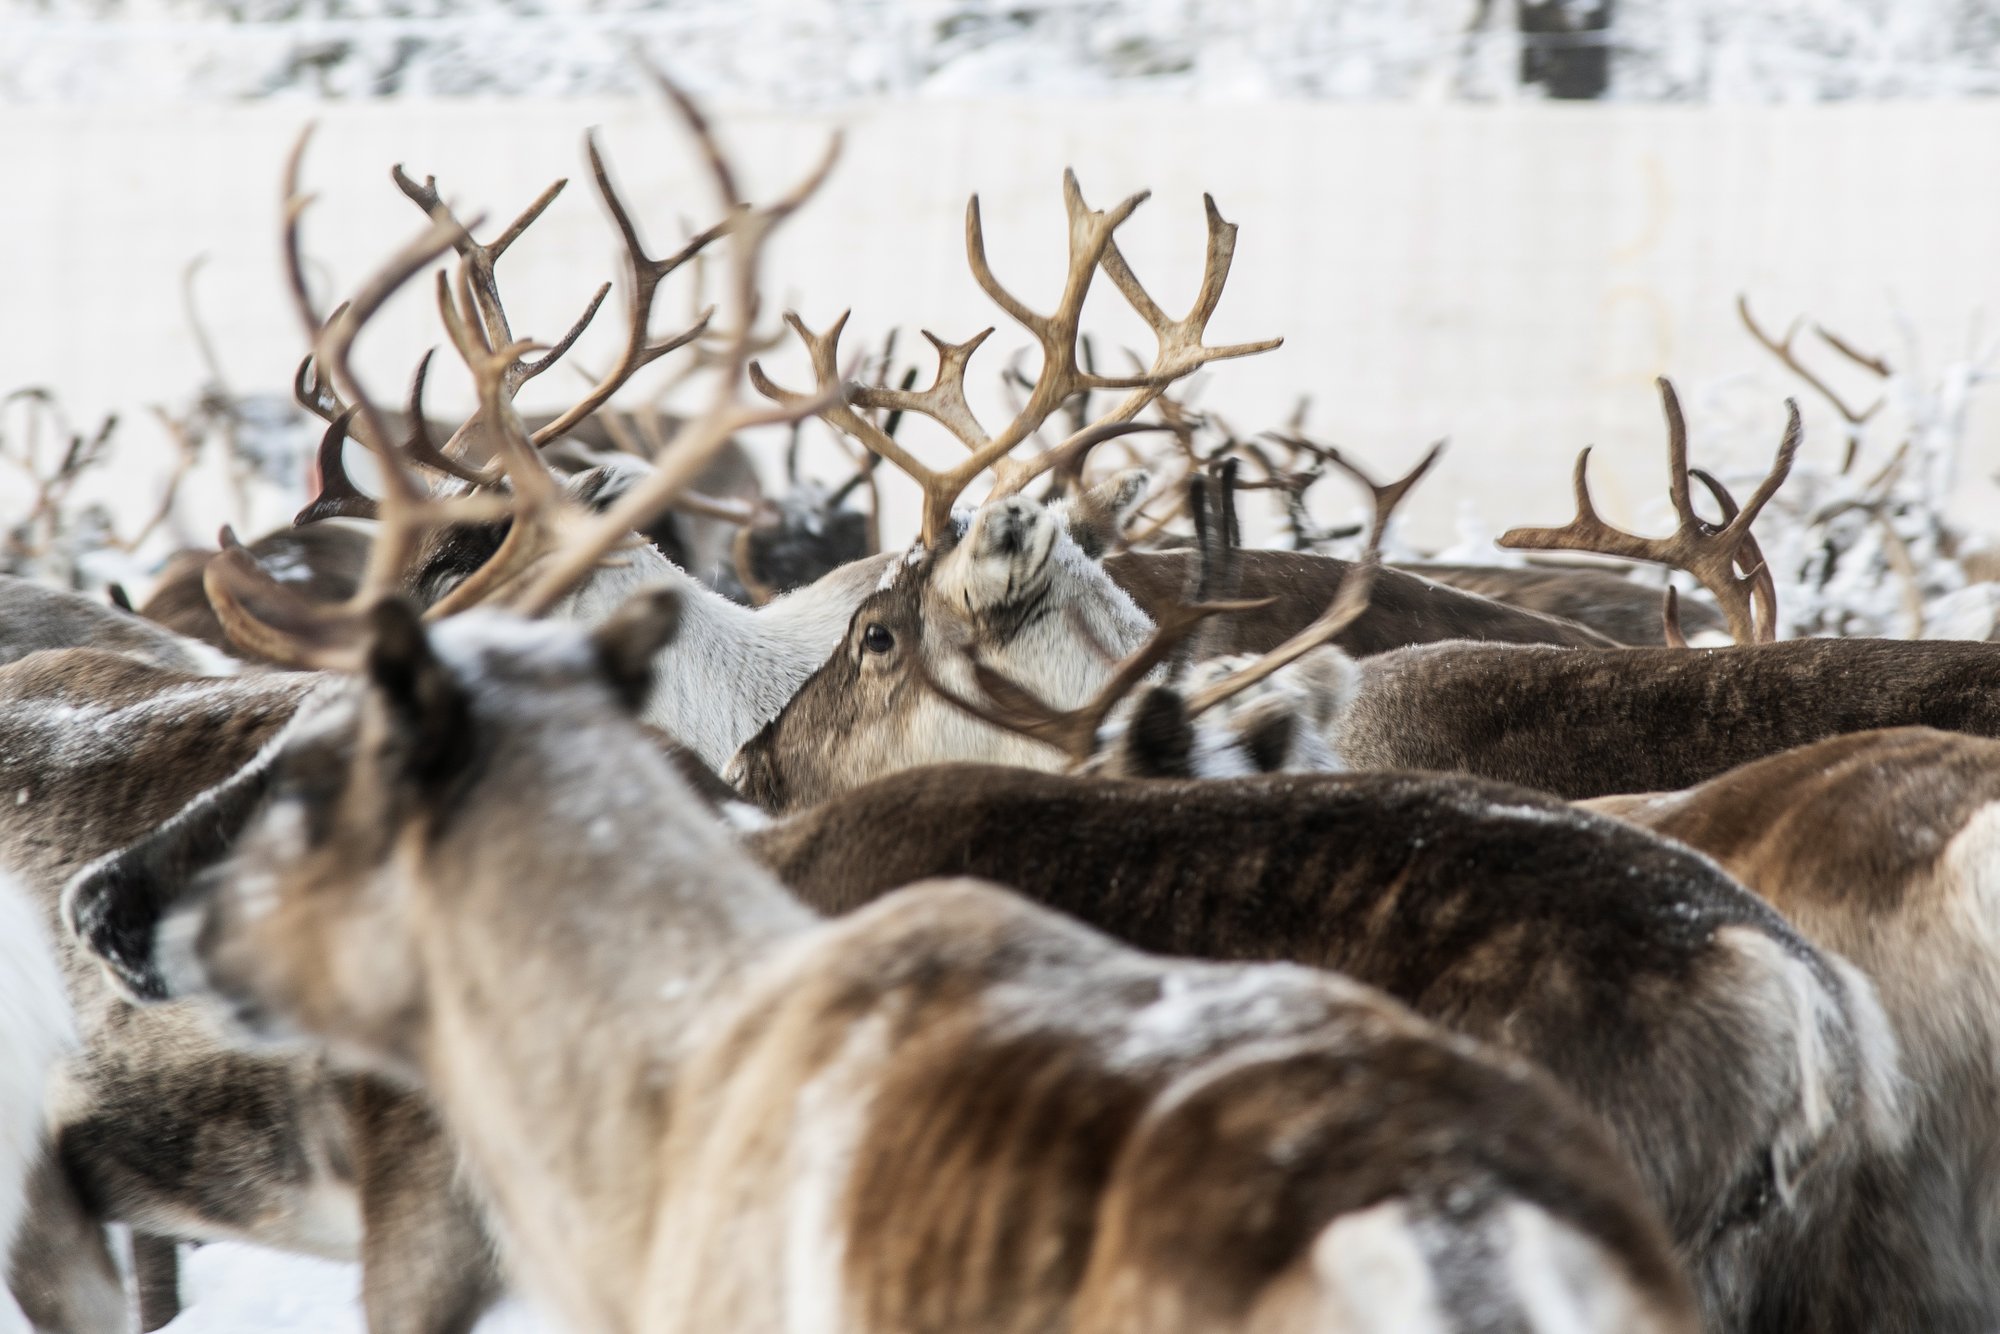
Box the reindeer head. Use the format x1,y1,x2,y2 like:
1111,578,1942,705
728,475,1151,810
141,592,683,1072
68,65,837,1066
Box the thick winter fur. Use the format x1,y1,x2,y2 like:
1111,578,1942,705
132,603,1693,1332
733,499,1632,809
1105,549,1618,653
1328,637,2000,799
0,648,500,1332
741,762,1903,1329
138,522,371,665
1399,563,1726,647
1587,727,2000,1332
732,491,1158,807
0,574,238,676
403,466,902,771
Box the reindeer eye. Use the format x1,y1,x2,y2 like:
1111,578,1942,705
861,622,895,654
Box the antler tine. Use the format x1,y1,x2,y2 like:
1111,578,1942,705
1815,323,1892,380
392,167,567,356
756,172,1278,545
1499,378,1798,644
1268,433,1446,548
507,61,844,616
280,124,323,343
1662,587,1689,648
1739,294,1885,430
1179,423,1430,717
294,410,380,525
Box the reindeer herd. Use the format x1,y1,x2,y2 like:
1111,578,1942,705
6,70,2000,1334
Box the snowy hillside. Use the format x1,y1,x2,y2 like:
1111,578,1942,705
8,0,2000,104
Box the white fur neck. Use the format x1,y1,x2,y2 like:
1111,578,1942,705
554,546,898,771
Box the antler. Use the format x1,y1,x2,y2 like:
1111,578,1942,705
524,131,730,447
751,172,1281,545
1739,295,1887,473
1172,436,1439,716
1264,433,1445,549
1498,377,1800,644
210,87,757,665
506,63,844,614
923,594,1274,767
205,172,517,667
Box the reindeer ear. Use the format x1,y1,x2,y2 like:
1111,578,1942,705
591,587,683,713
1063,468,1151,558
366,599,473,788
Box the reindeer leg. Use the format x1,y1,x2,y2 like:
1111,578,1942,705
346,1078,502,1334
131,1232,180,1332
8,1149,125,1334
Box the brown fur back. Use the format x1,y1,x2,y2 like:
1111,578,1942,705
1590,728,2000,1331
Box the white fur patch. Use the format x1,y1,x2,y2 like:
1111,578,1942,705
1313,1200,1449,1333
1715,925,1889,1199
548,545,894,770
1499,1201,1661,1334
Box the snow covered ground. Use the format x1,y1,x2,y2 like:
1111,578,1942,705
158,1243,548,1333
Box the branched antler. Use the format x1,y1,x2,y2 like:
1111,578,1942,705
1739,295,1887,473
1264,433,1445,550
1498,377,1800,644
1174,442,1435,717
751,171,1281,545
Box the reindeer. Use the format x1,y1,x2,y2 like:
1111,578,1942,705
0,573,239,675
732,750,1906,1330
718,473,1909,1329
1,70,845,1329
79,587,1700,1333
807,376,2000,802
726,184,1642,804
1580,728,2000,1333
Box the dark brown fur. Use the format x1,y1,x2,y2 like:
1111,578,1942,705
1335,637,2000,799
743,763,1899,1328
1401,563,1726,646
1106,549,1618,654
1590,728,2000,1333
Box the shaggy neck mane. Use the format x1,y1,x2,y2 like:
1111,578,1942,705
399,660,814,1324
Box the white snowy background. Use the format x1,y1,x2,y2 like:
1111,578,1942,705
8,2,2000,1327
